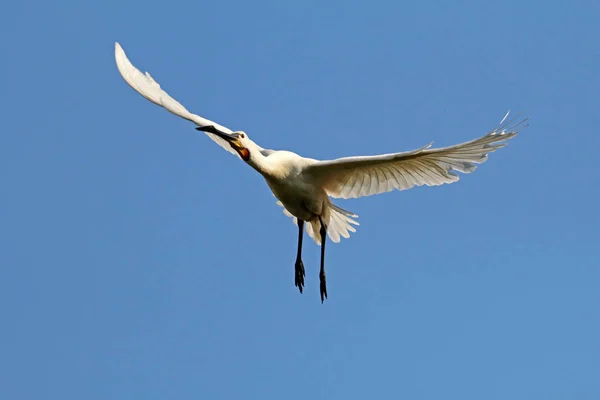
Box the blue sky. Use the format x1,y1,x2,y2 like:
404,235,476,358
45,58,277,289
1,0,599,398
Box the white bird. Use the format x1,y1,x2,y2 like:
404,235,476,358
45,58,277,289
115,42,527,302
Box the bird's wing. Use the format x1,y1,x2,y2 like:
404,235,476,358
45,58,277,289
304,114,528,199
114,42,240,158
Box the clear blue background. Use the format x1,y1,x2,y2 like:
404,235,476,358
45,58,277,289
1,1,599,398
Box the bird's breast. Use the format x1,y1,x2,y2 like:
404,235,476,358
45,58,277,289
265,174,327,221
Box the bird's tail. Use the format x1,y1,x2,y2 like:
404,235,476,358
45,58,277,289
323,203,359,244
275,200,359,245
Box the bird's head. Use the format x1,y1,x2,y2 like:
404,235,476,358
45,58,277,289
196,126,251,161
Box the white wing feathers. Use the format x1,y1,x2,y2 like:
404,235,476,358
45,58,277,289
114,42,241,158
306,115,528,199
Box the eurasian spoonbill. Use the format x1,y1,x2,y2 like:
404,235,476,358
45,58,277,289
115,42,527,302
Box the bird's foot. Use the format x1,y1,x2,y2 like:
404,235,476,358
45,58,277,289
294,259,305,294
319,271,328,303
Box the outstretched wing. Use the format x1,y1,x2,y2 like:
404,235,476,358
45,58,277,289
305,114,527,199
114,42,240,158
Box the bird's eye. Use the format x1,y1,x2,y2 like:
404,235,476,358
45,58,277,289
240,133,245,138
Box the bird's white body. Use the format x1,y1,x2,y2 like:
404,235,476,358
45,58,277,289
260,151,347,241
114,42,527,246
263,153,324,222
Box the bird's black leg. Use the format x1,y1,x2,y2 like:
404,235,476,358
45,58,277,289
318,216,328,303
294,220,305,294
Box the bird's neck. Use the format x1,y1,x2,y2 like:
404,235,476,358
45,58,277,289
247,150,275,177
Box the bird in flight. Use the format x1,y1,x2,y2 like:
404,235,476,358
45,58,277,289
115,42,527,303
